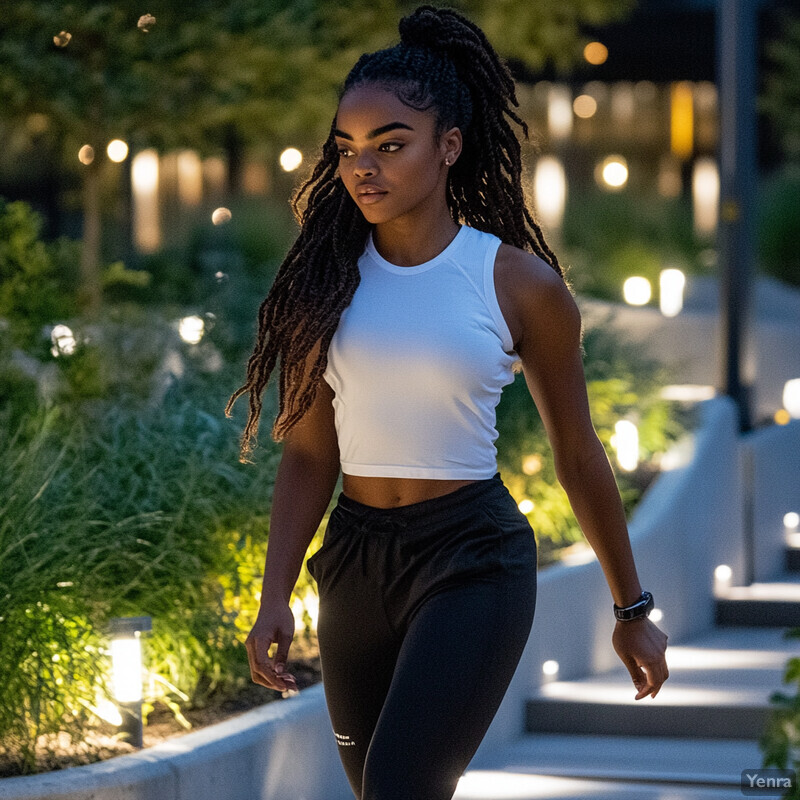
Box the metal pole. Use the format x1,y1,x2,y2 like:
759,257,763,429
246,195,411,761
716,0,757,433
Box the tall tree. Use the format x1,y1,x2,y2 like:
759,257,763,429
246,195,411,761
0,0,635,313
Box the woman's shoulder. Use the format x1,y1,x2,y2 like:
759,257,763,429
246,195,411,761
493,242,580,349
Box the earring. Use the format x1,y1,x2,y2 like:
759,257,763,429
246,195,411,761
444,158,451,166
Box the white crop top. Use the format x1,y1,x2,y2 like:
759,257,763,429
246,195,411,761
322,223,517,479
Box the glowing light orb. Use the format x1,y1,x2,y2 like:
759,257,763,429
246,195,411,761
659,268,686,317
50,324,77,357
714,564,733,583
573,94,598,119
584,42,608,65
279,148,303,172
179,315,205,344
522,454,542,475
137,14,156,32
111,637,143,703
533,155,566,231
212,207,232,226
783,378,800,418
613,420,639,471
623,276,652,306
78,145,95,165
542,660,559,676
518,499,534,514
650,608,664,623
597,156,628,190
784,512,799,530
107,139,129,163
54,31,72,47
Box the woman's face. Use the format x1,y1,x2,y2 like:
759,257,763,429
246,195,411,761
334,83,459,224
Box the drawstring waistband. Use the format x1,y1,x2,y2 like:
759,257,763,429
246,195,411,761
332,473,507,576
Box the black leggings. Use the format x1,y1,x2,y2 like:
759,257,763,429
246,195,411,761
306,472,537,800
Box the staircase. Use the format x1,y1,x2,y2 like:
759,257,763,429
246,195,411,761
456,545,800,800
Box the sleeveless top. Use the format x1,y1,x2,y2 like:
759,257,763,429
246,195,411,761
322,223,517,480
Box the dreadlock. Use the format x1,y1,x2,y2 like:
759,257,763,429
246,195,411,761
225,3,566,463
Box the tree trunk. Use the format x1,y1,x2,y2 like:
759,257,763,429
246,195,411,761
79,159,103,316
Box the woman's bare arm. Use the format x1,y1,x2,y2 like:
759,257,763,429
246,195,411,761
497,246,669,698
245,345,340,692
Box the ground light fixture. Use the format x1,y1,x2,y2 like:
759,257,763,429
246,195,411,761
714,564,733,595
783,379,800,418
109,616,152,748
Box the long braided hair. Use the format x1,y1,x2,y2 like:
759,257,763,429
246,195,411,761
225,4,566,463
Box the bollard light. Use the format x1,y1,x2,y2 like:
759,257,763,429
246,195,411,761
783,379,800,419
659,268,686,317
785,512,800,549
713,564,733,596
542,660,559,684
612,420,639,471
109,616,151,748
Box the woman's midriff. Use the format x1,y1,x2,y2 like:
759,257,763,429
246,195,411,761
341,474,479,509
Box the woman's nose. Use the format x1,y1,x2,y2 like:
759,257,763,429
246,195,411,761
354,152,377,176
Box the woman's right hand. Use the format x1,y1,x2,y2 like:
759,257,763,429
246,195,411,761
245,600,299,694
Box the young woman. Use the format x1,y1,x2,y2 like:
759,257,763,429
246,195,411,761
226,5,669,799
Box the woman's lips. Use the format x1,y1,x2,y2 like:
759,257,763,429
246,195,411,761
358,191,387,204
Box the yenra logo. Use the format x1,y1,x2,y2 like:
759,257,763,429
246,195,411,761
741,769,796,796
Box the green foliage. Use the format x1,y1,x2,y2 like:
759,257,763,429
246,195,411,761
495,319,690,564
759,10,800,164
758,169,800,288
761,628,800,799
0,199,77,350
561,188,704,302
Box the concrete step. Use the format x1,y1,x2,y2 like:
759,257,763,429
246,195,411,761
462,733,761,793
715,573,800,627
525,627,793,739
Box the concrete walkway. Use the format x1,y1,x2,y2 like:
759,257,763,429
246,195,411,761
455,558,799,800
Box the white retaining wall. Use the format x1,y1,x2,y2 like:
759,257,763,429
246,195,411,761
3,396,798,800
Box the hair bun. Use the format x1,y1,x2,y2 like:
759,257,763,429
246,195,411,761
398,5,446,50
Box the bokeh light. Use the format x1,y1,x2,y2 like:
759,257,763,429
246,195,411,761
78,145,95,166
279,148,303,172
137,14,156,32
623,277,652,305
53,31,72,47
782,378,800,418
522,454,542,475
597,155,629,190
518,499,534,514
212,207,232,226
573,94,598,119
533,156,566,231
179,316,205,344
584,42,608,65
612,420,639,471
50,324,77,357
107,139,129,163
659,268,686,317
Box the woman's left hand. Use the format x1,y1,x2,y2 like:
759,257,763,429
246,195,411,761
612,618,669,699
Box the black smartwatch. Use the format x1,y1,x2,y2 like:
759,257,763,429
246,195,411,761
613,590,654,622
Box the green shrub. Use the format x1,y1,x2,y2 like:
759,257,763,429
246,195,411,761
758,169,800,288
760,628,800,799
0,199,78,351
560,188,703,302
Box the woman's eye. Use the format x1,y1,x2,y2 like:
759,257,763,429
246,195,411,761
336,143,403,158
